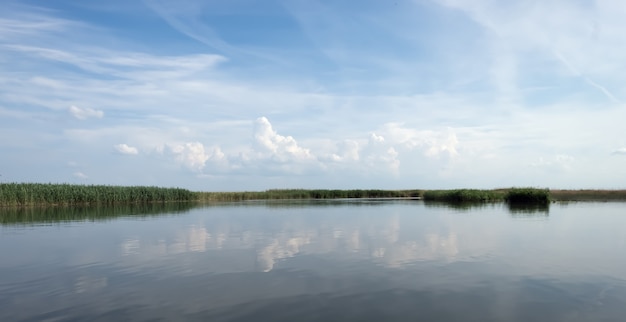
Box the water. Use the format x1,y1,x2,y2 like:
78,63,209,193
1,200,625,321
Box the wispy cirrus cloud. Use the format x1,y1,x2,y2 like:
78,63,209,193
0,5,84,41
73,171,88,179
6,45,225,80
142,0,235,54
612,148,626,155
437,0,625,104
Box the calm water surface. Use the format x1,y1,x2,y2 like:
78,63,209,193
1,201,626,321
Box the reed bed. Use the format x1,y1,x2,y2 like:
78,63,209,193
0,183,195,207
505,188,550,204
0,184,422,207
550,189,626,201
423,188,550,204
3,183,625,208
422,189,506,202
196,189,422,202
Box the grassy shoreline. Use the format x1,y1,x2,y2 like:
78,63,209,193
422,188,550,204
0,183,195,207
195,189,422,202
549,189,626,201
2,183,626,207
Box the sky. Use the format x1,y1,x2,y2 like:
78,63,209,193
1,0,625,191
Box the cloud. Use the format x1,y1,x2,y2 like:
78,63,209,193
253,117,314,162
612,148,626,155
370,133,385,143
436,0,624,104
68,105,103,120
0,4,85,41
244,119,461,177
114,144,139,155
378,123,459,158
530,154,575,171
73,171,88,179
361,132,401,173
425,131,459,158
170,142,226,172
142,0,236,55
170,142,209,172
325,139,360,162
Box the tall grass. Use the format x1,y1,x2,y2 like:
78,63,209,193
7,183,624,207
423,188,550,204
0,184,422,206
0,183,195,207
422,189,505,202
195,189,422,202
550,189,626,201
505,188,550,204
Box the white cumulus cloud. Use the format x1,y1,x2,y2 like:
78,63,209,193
326,139,360,162
170,142,226,172
362,137,401,173
253,117,314,162
114,144,139,155
370,133,385,143
378,123,460,158
68,105,104,120
425,131,459,158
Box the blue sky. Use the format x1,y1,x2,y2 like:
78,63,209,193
1,0,625,191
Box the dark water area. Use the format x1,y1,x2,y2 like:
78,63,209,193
1,200,625,321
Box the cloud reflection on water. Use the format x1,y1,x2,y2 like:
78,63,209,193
101,201,626,279
115,203,468,272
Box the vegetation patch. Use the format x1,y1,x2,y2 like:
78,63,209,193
550,189,626,201
423,188,550,205
195,189,422,202
422,189,505,202
0,184,422,207
0,183,195,207
4,183,626,208
505,188,550,204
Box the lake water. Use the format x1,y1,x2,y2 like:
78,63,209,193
1,200,625,321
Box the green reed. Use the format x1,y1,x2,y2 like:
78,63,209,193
423,188,550,204
422,189,506,202
195,189,422,202
505,188,550,204
0,183,195,207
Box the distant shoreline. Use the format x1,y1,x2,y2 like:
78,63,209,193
1,183,626,207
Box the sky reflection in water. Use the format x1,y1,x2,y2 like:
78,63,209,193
1,201,625,321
